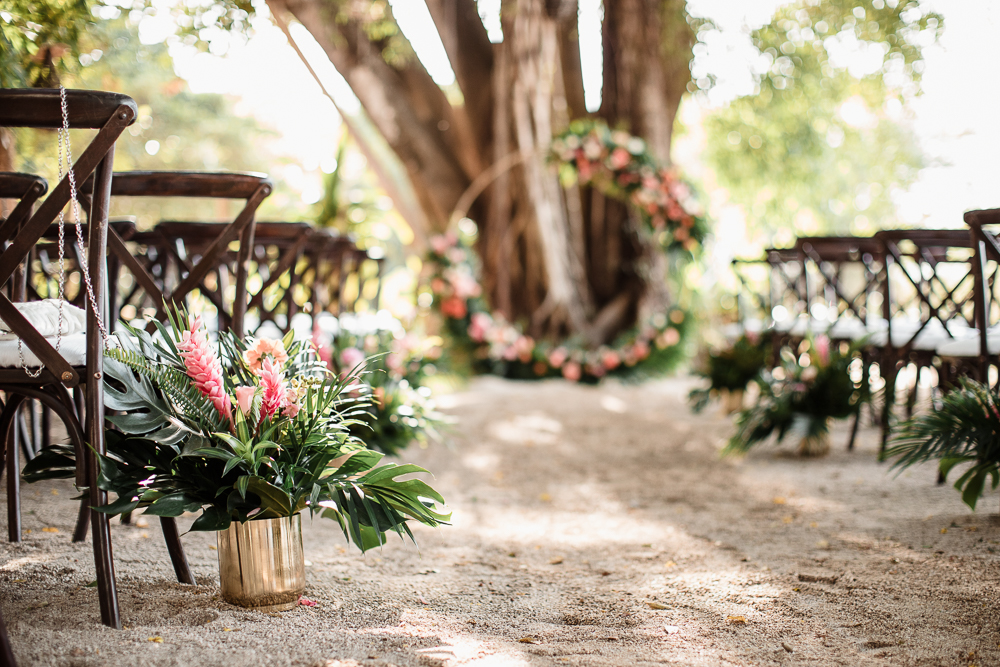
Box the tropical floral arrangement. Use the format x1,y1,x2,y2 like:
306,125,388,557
688,333,770,413
25,311,448,550
551,119,709,255
724,336,865,457
425,230,691,383
886,380,1000,512
320,324,446,457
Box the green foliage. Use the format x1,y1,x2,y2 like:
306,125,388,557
704,0,941,238
24,310,448,550
0,0,93,87
886,380,1000,511
724,337,865,455
688,333,769,412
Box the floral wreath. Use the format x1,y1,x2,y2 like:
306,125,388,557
422,121,703,382
551,119,708,254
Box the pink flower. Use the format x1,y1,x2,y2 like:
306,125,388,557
340,347,366,376
548,347,568,369
177,317,232,423
234,386,256,416
282,387,300,419
468,312,492,343
609,147,631,170
245,338,289,374
562,361,582,382
430,234,452,255
814,335,831,367
259,358,286,421
602,350,621,371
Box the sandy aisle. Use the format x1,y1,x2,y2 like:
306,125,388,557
2,377,999,666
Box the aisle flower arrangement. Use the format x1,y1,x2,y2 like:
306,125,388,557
425,231,691,382
886,380,1000,511
688,333,770,413
724,336,865,457
321,324,447,456
551,119,709,255
26,311,448,550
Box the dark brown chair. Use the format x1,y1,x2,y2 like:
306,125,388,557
873,229,978,452
81,171,273,334
963,209,1000,381
0,604,15,667
0,87,136,631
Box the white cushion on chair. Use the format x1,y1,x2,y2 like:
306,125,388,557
936,328,1000,358
0,332,88,367
0,300,87,339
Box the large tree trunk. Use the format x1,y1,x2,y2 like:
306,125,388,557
273,0,694,345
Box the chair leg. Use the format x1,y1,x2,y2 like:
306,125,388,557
160,517,195,585
0,605,16,667
73,497,90,543
847,409,860,451
880,359,900,459
3,397,26,543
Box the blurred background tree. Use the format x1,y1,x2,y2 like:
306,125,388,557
0,0,943,346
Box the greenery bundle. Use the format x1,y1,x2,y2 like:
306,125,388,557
688,333,770,413
724,336,864,456
886,379,1000,511
25,311,448,551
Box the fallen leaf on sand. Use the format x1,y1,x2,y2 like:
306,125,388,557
941,528,948,534
782,516,793,524
148,637,163,643
41,527,58,533
539,493,552,502
518,637,539,644
664,561,677,570
209,546,218,551
647,602,667,610
549,557,564,565
664,625,680,634
773,497,786,505
726,615,747,624
51,489,59,495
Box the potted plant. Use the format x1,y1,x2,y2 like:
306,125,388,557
886,379,1000,512
688,333,769,414
723,336,864,457
25,311,448,611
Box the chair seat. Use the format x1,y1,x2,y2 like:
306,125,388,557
936,329,1000,358
0,332,87,368
720,318,765,340
868,319,970,351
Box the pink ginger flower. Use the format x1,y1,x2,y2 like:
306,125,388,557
814,335,831,367
259,358,286,421
245,338,289,374
177,317,232,423
562,361,582,382
548,347,568,369
468,312,492,343
609,147,631,170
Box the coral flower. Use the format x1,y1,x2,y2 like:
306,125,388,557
177,317,232,423
234,386,256,416
440,296,467,319
245,338,289,374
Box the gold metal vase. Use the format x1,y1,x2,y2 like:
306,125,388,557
217,514,305,611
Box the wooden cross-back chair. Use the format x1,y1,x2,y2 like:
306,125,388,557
796,236,885,343
961,209,1000,382
873,229,978,451
80,171,273,334
0,88,136,635
301,231,373,321
0,174,50,470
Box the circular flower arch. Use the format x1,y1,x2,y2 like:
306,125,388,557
424,120,705,382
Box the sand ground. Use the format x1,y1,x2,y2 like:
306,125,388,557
2,376,1000,667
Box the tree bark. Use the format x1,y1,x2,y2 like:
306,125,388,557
275,0,695,345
